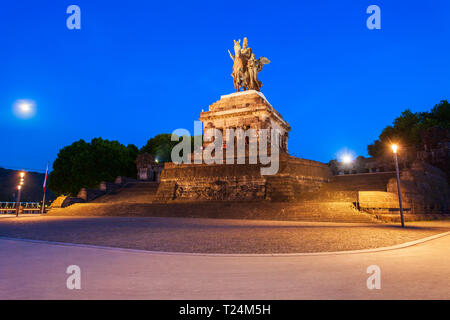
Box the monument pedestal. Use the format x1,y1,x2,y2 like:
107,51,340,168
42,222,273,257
155,153,331,202
154,91,332,202
200,90,290,152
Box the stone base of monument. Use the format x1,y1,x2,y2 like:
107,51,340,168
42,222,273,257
154,90,332,202
154,152,331,202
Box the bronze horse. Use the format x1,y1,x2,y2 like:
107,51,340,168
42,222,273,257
229,40,249,92
228,38,270,92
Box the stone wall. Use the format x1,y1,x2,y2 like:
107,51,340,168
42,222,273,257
357,161,450,214
358,191,411,214
387,161,450,213
156,161,266,201
77,188,105,202
154,153,331,202
280,156,332,193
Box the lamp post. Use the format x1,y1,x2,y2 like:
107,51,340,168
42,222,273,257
16,171,25,217
392,145,405,228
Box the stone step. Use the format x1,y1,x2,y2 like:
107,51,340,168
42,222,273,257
49,195,67,208
91,182,159,203
48,201,378,223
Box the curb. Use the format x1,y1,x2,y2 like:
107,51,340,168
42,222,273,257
0,231,449,257
0,214,44,218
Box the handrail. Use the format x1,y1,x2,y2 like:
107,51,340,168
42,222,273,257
0,202,44,214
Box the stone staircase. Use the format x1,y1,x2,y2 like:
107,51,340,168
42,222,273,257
48,201,377,223
48,174,391,223
49,195,67,208
91,181,159,203
284,202,377,223
154,181,176,202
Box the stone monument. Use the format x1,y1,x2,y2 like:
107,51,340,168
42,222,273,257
200,90,290,154
154,38,331,202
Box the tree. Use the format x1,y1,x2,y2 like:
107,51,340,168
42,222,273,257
427,100,450,128
140,134,179,163
49,138,138,196
140,133,202,162
368,100,450,157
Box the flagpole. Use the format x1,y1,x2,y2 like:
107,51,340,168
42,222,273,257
41,163,49,214
41,189,46,214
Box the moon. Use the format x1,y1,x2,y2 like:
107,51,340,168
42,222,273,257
13,99,37,119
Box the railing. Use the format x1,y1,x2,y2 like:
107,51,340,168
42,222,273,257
0,202,43,214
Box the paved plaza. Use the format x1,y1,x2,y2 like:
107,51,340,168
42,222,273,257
1,228,449,299
0,216,448,253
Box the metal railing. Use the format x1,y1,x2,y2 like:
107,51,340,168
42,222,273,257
0,202,43,214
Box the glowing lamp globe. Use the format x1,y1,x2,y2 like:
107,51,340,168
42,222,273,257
392,144,398,153
342,155,352,164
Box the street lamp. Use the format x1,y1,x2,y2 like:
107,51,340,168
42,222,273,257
16,171,25,217
342,154,352,164
392,144,405,227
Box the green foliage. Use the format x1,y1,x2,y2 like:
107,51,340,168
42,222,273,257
425,100,450,128
49,138,138,196
368,100,450,157
140,133,202,162
140,134,178,162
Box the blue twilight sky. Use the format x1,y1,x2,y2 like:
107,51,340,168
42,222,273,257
1,0,449,171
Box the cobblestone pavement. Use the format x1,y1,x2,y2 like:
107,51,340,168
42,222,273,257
1,233,450,299
0,216,448,253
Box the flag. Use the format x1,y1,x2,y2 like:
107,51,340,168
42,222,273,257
43,163,49,193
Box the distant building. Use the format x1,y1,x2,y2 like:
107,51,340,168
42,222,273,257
330,156,399,176
136,153,163,182
331,127,449,178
